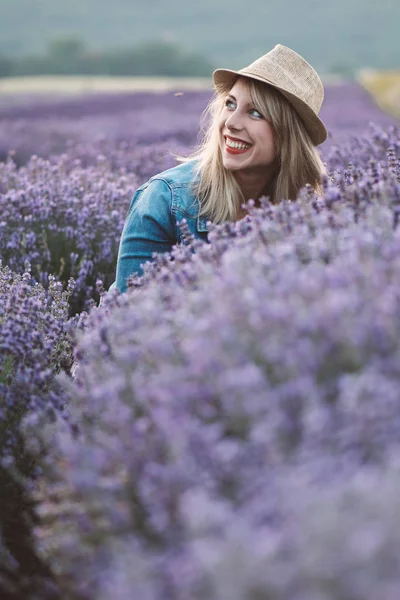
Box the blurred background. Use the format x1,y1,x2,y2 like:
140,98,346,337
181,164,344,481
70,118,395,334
0,0,398,162
0,0,399,78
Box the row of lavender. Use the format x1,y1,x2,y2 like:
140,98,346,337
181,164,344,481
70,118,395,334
0,83,399,599
0,84,397,315
0,83,397,165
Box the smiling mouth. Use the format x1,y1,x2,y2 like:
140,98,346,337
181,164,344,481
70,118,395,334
224,136,252,155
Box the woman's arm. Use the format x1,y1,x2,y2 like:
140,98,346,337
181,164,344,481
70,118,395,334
115,178,177,293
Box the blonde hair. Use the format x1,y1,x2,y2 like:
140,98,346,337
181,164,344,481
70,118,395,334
179,76,327,223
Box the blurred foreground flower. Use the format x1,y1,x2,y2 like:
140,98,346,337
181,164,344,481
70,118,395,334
27,150,400,598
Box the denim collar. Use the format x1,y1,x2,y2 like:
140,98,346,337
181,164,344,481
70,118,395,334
197,214,209,233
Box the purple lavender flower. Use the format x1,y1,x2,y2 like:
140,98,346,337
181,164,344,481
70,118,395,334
0,263,73,600
25,131,400,599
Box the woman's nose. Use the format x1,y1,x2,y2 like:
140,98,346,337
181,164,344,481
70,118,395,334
225,110,244,131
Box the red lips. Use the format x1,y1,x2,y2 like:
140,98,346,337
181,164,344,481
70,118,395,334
226,145,251,155
224,135,252,155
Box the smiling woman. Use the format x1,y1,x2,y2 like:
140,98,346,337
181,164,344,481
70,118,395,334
113,44,328,293
220,82,277,201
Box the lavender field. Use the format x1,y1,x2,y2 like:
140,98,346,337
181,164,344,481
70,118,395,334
1,81,400,600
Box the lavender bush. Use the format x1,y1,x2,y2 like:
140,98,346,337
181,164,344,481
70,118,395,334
0,263,73,600
0,90,206,166
24,142,400,599
0,262,73,459
0,153,139,314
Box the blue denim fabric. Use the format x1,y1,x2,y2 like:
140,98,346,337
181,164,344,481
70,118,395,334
114,160,209,293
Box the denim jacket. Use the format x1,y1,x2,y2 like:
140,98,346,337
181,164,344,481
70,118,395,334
114,160,209,293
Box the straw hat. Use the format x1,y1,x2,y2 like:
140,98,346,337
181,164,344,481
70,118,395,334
213,44,327,146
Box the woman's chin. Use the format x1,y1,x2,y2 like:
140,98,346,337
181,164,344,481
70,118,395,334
222,156,245,171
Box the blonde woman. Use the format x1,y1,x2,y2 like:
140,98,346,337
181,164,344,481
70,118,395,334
114,44,328,293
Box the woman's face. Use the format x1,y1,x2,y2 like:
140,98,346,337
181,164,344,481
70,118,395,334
218,78,276,176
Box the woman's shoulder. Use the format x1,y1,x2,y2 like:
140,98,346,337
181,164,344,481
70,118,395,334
148,159,199,190
133,159,204,225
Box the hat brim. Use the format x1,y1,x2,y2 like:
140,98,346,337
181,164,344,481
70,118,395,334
213,68,328,146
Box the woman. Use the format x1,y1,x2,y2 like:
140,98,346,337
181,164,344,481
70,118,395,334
114,44,328,293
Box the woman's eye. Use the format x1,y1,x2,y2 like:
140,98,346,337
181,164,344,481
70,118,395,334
250,109,264,119
224,99,263,118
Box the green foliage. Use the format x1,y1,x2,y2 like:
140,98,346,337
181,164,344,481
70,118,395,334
5,37,214,77
0,354,14,384
103,41,213,76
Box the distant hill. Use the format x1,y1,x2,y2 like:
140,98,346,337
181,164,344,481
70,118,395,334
2,0,399,74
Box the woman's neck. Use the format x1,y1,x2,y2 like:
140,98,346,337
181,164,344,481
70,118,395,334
234,166,276,202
